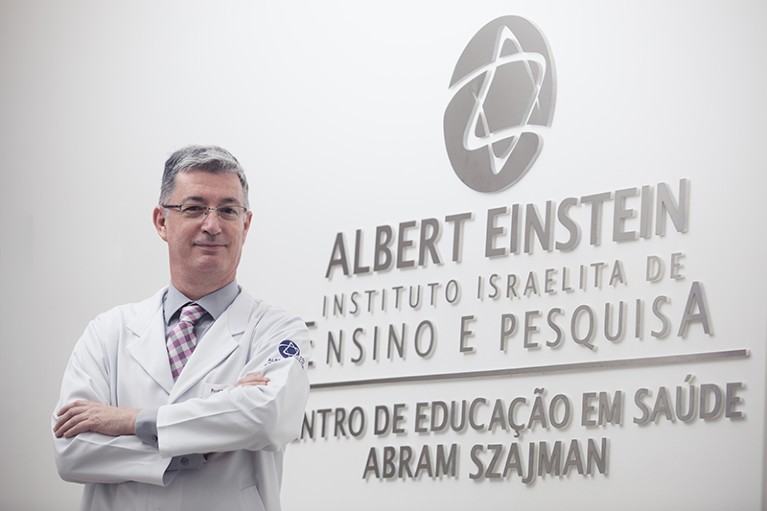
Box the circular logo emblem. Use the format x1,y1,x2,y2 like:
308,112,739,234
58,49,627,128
279,340,301,359
444,16,556,193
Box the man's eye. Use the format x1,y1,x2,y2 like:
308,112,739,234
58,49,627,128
181,205,205,214
219,207,238,215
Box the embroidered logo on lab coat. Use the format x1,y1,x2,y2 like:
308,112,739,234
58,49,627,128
276,339,305,368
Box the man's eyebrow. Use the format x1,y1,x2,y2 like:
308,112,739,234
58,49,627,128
180,196,205,203
180,196,241,204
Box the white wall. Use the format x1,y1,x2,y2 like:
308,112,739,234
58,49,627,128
1,1,765,510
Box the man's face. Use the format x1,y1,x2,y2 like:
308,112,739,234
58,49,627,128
153,170,252,294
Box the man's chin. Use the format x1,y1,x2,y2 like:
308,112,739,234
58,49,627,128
191,256,229,273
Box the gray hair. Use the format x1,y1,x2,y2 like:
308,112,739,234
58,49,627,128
160,145,250,207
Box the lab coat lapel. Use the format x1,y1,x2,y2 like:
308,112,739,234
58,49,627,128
126,289,175,395
168,291,256,403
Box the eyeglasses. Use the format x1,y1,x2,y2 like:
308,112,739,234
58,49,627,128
162,203,248,221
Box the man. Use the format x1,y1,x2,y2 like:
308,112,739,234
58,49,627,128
52,145,310,511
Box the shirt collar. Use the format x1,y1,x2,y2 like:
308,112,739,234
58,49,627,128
163,280,241,326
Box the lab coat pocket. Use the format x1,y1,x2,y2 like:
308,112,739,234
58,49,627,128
201,381,230,398
239,485,266,511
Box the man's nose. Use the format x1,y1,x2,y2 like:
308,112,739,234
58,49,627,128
201,210,223,236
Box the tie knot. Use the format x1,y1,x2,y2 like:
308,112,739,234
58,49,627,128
179,303,206,325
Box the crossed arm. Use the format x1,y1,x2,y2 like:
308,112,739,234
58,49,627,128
53,373,270,439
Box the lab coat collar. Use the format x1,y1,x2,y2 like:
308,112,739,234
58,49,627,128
126,289,175,394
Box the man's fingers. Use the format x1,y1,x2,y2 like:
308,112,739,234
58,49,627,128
54,403,82,436
54,410,88,438
54,401,99,438
56,399,85,417
58,418,84,438
235,373,270,387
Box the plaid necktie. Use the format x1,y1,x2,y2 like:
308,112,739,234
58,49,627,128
167,303,206,380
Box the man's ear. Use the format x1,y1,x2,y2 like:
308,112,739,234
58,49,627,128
152,206,169,241
242,210,253,240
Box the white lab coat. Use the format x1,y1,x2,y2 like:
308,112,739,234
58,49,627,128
52,288,311,511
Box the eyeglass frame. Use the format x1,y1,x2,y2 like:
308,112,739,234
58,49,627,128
161,203,249,221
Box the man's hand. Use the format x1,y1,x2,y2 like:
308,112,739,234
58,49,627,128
54,401,139,439
235,373,270,387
